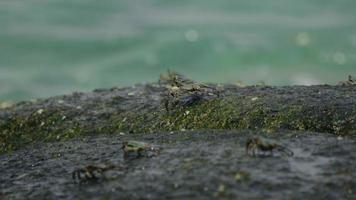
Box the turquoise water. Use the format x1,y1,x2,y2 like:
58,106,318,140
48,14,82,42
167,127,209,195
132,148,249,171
1,0,356,100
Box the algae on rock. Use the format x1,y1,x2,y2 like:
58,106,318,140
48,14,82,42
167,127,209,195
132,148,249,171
0,74,355,153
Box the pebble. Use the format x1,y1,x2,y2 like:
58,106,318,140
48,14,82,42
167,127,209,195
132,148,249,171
36,109,44,115
251,97,258,101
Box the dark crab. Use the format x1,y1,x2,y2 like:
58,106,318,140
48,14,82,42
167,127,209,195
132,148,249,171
121,140,160,159
245,137,294,157
339,75,355,86
72,164,118,183
160,70,221,112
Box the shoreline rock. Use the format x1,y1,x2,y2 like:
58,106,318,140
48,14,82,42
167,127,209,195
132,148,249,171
0,76,355,154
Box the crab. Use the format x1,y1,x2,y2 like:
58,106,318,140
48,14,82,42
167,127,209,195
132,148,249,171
159,70,196,88
245,137,293,157
160,70,220,112
121,140,160,159
339,75,355,86
72,164,118,183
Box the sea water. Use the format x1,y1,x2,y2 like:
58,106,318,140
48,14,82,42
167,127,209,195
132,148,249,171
0,0,355,100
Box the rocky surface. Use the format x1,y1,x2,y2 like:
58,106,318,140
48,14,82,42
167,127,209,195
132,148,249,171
1,130,355,200
0,75,355,199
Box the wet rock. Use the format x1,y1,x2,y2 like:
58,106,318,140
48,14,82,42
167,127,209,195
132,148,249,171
0,130,355,200
0,74,355,153
0,74,355,199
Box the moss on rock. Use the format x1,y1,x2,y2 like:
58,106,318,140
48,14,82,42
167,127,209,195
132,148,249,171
0,82,355,154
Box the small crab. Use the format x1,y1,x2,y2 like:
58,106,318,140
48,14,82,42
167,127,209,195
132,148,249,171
339,75,355,86
159,70,196,87
160,71,220,112
245,137,293,157
72,164,118,183
121,140,160,159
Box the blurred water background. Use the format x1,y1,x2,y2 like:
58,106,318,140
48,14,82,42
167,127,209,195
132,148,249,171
0,0,356,101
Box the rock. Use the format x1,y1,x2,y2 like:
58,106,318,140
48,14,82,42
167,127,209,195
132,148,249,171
0,74,355,154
